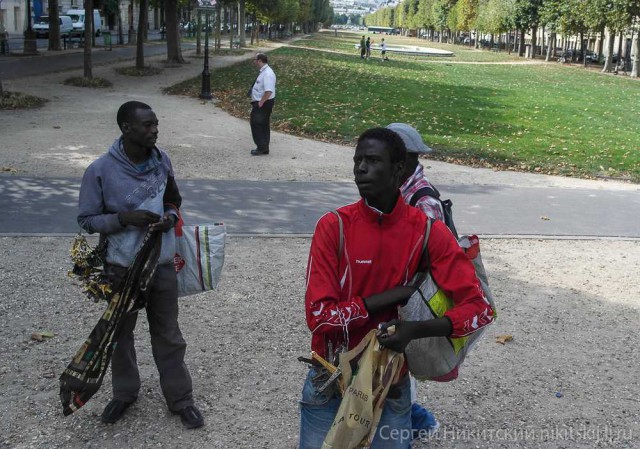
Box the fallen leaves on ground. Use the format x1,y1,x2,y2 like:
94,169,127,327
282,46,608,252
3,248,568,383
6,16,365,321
495,334,513,345
31,331,55,342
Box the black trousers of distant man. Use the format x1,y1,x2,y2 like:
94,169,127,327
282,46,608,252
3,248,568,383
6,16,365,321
250,99,275,154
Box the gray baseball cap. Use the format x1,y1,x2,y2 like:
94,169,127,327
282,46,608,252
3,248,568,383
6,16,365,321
386,123,432,154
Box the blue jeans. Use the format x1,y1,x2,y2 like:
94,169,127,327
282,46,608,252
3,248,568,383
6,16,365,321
298,368,412,449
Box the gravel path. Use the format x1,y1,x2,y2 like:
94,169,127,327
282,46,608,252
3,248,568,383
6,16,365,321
0,237,638,448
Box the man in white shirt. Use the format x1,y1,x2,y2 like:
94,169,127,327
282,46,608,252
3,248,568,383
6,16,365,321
381,38,388,61
249,53,276,156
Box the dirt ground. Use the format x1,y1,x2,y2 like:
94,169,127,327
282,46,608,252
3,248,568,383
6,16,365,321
1,47,639,449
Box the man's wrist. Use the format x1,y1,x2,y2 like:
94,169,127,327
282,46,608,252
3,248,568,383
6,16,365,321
117,212,126,227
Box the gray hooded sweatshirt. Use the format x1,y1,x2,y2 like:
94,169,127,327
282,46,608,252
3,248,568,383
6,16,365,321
78,137,180,267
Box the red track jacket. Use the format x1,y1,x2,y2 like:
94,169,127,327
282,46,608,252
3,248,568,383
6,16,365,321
305,195,493,360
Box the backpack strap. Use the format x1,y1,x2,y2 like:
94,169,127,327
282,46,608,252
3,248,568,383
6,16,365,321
409,185,441,207
330,210,344,261
419,218,433,272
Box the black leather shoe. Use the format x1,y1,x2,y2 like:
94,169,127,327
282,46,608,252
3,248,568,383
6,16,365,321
174,405,204,429
101,399,134,424
251,148,269,156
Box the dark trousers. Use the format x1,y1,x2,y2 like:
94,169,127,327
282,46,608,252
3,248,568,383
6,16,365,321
250,99,275,152
107,263,194,411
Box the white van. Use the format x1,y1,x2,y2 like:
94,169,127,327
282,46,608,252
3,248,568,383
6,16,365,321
33,15,74,38
65,9,102,36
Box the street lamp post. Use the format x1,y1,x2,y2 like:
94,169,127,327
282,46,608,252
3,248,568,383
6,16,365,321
197,0,216,100
200,11,212,100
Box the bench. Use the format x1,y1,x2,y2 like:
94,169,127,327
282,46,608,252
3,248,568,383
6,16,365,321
63,33,85,49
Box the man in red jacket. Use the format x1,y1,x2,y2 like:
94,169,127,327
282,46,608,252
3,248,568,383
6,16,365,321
299,127,494,448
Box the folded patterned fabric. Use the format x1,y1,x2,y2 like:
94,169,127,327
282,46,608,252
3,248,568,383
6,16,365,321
59,230,162,416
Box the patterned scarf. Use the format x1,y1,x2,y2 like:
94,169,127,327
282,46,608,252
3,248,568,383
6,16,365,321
59,230,162,416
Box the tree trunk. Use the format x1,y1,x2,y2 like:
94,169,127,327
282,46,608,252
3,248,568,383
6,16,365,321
238,0,245,47
545,32,555,62
0,78,4,97
602,30,615,73
136,0,147,69
214,3,221,49
597,28,604,63
83,0,94,78
48,0,61,51
196,10,201,55
165,0,184,63
631,33,639,77
117,5,124,45
229,5,234,48
530,26,536,59
617,31,624,69
250,15,254,45
518,29,525,56
128,0,135,44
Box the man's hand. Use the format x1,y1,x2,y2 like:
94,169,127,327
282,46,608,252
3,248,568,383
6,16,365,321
149,213,177,233
377,317,453,353
118,210,161,227
377,320,413,353
258,91,272,108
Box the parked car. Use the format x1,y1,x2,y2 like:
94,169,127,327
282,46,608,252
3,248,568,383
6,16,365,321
65,9,102,37
33,15,74,38
585,51,599,63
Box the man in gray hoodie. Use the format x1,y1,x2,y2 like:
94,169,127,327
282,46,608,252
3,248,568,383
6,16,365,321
77,101,203,429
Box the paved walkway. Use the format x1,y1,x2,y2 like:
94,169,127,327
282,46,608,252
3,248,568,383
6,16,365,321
1,175,639,238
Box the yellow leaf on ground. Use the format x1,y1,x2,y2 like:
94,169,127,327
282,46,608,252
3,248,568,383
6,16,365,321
31,331,55,342
495,335,513,345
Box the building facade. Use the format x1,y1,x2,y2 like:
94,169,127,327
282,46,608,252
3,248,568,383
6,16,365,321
0,0,161,35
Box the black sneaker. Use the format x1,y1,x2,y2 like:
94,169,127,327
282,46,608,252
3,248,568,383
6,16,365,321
101,399,134,424
174,405,204,429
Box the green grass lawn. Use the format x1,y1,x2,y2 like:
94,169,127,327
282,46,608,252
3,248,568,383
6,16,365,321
166,33,640,181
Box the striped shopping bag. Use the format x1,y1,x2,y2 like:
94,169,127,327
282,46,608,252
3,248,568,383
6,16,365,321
174,222,226,297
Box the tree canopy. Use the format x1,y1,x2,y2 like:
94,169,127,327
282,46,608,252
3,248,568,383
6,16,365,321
366,0,640,41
